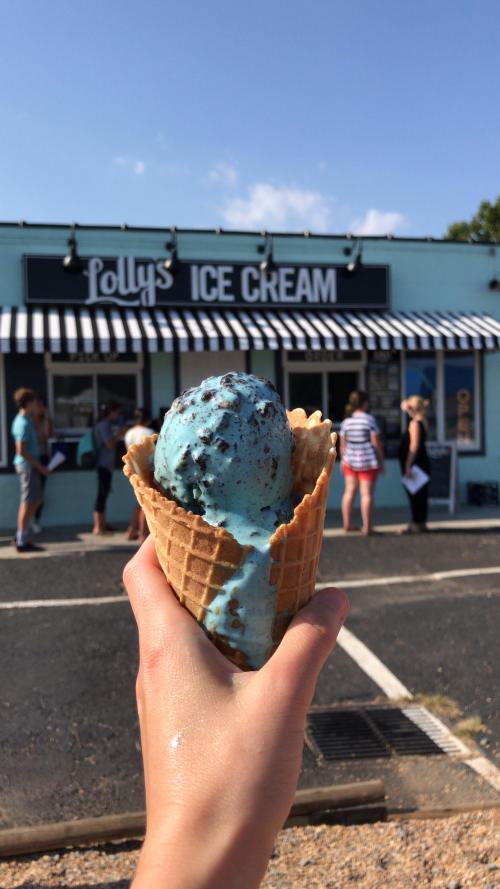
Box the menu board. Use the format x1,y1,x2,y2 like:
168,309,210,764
366,351,402,459
427,442,457,512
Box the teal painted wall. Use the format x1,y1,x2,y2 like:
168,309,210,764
1,225,499,526
150,352,175,416
0,469,135,530
250,350,275,384
1,224,498,315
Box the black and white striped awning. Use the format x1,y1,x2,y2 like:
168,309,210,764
1,306,500,353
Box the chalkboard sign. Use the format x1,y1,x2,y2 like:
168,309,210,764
366,351,401,459
427,442,457,513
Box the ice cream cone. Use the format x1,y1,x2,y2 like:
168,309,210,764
123,412,336,669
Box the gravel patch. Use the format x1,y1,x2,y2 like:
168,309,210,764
0,810,498,888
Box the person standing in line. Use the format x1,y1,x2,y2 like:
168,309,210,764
32,396,54,534
399,395,430,533
339,389,384,536
93,401,124,535
124,408,155,542
11,388,50,553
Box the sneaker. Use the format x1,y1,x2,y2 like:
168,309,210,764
16,541,45,553
31,521,42,535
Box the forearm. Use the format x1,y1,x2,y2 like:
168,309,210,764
19,449,45,472
405,447,418,471
106,432,122,448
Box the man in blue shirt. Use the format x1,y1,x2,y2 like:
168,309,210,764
11,388,49,553
92,401,125,534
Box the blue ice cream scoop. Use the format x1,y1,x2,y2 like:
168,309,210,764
153,372,295,667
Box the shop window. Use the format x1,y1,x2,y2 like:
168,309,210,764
0,355,7,467
52,372,139,435
47,355,142,438
404,353,437,440
403,351,481,453
53,375,94,432
444,353,479,450
97,374,137,421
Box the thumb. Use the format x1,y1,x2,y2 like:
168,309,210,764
263,587,349,707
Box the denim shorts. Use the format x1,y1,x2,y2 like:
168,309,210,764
15,465,42,504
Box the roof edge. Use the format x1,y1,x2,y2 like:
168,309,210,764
0,221,497,247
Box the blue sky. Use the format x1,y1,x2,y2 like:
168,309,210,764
1,0,498,237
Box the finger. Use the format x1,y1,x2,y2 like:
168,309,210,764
263,587,349,707
123,536,196,645
123,537,236,676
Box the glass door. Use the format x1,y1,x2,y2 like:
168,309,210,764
327,371,360,428
287,372,323,415
286,368,360,428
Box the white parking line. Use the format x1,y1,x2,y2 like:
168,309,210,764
2,564,499,609
317,565,500,590
2,583,500,794
0,596,126,609
337,626,413,699
465,756,500,792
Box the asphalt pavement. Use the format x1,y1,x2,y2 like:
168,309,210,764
0,521,499,829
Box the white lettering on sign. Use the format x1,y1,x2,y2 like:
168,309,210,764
85,257,174,306
279,268,296,302
191,265,236,302
313,268,336,304
237,266,337,304
82,258,338,306
241,267,260,302
218,266,234,301
199,265,217,301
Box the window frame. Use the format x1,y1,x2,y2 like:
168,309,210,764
45,353,143,439
0,355,7,467
283,352,365,426
401,349,482,455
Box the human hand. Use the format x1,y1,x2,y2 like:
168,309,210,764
124,537,349,889
38,464,50,477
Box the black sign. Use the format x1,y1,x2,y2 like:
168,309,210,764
24,255,389,310
427,442,457,511
366,351,401,458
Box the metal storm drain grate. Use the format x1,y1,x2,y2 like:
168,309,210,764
306,705,461,761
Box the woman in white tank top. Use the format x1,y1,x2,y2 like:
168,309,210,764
125,408,155,541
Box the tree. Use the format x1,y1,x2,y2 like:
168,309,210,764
444,197,500,242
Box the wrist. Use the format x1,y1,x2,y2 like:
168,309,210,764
133,815,273,889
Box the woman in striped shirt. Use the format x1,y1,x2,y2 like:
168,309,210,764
339,390,384,536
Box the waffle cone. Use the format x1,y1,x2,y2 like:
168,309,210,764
123,414,336,670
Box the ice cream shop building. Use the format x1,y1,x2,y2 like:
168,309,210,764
1,221,499,528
